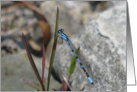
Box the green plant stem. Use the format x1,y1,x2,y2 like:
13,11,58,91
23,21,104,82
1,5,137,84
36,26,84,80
47,7,59,91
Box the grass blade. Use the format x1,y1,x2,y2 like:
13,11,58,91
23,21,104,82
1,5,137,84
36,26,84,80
42,41,46,83
61,80,68,91
22,33,45,91
61,73,72,91
20,78,41,91
47,7,59,91
68,47,80,81
68,47,80,74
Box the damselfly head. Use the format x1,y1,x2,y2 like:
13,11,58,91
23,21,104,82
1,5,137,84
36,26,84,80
57,29,64,34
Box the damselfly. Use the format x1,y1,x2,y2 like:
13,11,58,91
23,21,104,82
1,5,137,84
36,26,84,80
57,29,94,84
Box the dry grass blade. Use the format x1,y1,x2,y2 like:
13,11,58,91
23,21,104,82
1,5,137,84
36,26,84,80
61,80,68,91
20,78,41,91
47,7,59,91
42,41,46,88
22,33,45,91
80,86,85,91
19,1,51,45
61,74,72,91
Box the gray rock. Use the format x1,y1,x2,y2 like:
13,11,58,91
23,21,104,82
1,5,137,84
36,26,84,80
53,1,126,91
40,1,93,36
1,52,61,91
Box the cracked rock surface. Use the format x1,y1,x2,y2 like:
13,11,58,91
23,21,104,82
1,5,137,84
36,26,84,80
53,1,126,91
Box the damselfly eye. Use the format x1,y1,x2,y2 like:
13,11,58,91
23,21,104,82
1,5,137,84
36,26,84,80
58,29,64,33
57,31,60,34
61,29,64,32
